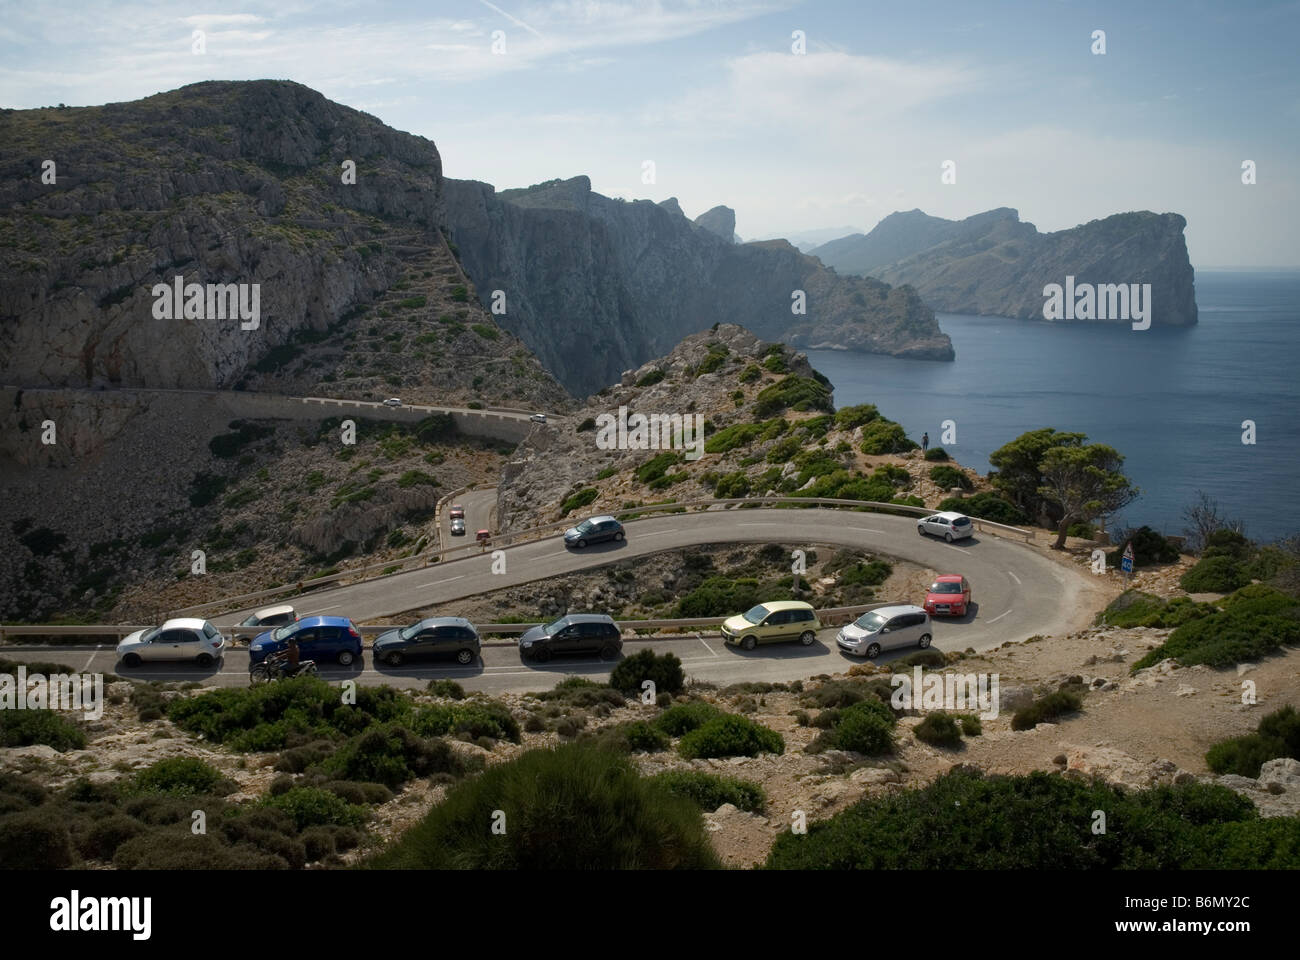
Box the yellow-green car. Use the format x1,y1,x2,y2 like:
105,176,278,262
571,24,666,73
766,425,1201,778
720,600,821,650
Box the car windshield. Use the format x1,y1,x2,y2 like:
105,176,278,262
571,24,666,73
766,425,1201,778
576,520,594,532
240,614,258,626
543,617,568,635
854,612,887,631
741,604,770,624
271,624,295,642
140,626,163,643
930,582,963,594
399,623,421,640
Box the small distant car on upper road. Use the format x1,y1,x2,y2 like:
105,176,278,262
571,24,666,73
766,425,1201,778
720,600,820,650
373,617,481,667
448,505,465,520
923,575,972,617
238,604,297,630
450,518,467,536
564,515,624,548
837,604,932,659
249,616,364,666
382,397,403,407
117,618,227,667
518,614,622,662
917,511,973,542
529,413,547,424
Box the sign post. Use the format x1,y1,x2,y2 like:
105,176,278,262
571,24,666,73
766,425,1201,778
1121,542,1134,583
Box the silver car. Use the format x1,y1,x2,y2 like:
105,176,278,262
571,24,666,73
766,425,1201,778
117,618,227,667
917,511,973,542
836,604,932,659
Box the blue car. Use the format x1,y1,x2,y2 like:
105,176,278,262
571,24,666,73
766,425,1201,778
249,615,364,666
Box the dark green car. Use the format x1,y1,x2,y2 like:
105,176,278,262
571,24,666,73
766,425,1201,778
373,617,480,666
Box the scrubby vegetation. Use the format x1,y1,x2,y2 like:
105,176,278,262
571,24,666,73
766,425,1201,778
650,770,766,813
678,713,784,759
1130,584,1300,671
1206,706,1300,778
1011,690,1083,731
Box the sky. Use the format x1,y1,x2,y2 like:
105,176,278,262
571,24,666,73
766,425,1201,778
1,0,1296,266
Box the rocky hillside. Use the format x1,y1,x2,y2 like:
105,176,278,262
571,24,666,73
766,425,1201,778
811,208,1198,326
0,79,570,411
444,177,953,396
496,323,980,533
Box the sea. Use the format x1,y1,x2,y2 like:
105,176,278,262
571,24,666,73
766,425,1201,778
804,270,1300,541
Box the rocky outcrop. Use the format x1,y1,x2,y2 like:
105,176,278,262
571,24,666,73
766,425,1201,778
693,205,736,242
444,177,953,396
811,208,1198,327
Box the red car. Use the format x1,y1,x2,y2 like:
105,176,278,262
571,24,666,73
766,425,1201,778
448,505,465,520
924,575,972,617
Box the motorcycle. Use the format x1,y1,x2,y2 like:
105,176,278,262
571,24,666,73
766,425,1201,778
249,650,318,685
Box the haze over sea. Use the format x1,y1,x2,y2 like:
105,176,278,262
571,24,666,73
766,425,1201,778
805,271,1300,541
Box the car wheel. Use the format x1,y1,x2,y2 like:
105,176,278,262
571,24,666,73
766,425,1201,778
917,526,926,537
741,636,757,651
918,633,932,649
599,643,619,661
123,653,141,667
945,532,954,542
613,531,624,541
337,650,356,666
249,664,271,685
865,642,881,659
196,653,213,667
576,538,587,548
386,651,404,667
531,646,552,663
798,631,816,646
456,648,475,665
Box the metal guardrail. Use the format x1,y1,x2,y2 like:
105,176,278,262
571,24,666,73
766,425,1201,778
0,602,894,644
163,497,1033,619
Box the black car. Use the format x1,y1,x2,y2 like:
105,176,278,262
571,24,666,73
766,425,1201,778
373,617,481,666
563,516,625,549
518,614,622,662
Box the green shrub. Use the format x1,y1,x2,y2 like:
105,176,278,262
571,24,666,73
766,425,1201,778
859,420,917,455
609,649,685,697
582,721,670,753
317,724,470,788
114,832,289,870
833,404,879,430
914,712,963,747
923,447,949,461
827,703,895,755
0,710,86,751
1132,585,1300,671
1203,529,1253,561
937,492,1028,525
559,488,598,517
134,757,224,796
654,702,722,737
636,369,665,387
929,465,972,491
0,807,76,868
764,768,1295,869
651,771,765,812
753,376,833,418
1108,526,1180,567
738,364,761,384
1180,555,1250,593
365,744,719,869
957,714,982,736
77,814,146,861
1095,590,1215,628
1206,706,1300,777
263,787,368,830
427,679,466,700
678,714,784,759
635,452,679,485
1011,690,1083,731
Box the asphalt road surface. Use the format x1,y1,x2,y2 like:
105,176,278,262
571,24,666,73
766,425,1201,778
441,487,497,552
8,507,1094,695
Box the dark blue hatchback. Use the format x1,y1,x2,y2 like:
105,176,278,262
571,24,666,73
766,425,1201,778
249,615,363,666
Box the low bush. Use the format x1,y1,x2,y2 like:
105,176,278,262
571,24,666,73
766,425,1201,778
929,465,972,491
650,771,766,813
937,492,1028,525
262,787,368,830
923,447,949,461
133,757,225,797
678,714,784,759
1108,526,1180,567
1132,584,1300,671
914,712,963,747
609,649,685,697
316,724,472,788
1180,555,1251,593
1011,690,1083,731
1206,706,1300,777
0,807,76,868
0,709,86,751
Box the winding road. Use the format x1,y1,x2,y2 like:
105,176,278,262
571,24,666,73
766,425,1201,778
10,507,1100,695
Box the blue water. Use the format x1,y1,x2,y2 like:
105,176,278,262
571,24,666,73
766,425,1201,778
805,271,1300,539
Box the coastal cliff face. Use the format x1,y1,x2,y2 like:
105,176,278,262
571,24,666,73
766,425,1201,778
444,176,953,397
811,208,1198,326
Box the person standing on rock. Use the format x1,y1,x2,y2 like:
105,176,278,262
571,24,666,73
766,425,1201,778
921,432,929,453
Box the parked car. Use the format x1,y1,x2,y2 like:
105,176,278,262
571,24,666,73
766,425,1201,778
249,616,364,666
374,617,480,666
923,575,972,617
383,397,402,407
450,517,466,536
518,614,622,662
563,515,624,548
837,604,932,658
917,511,974,542
238,604,297,630
721,600,821,650
448,505,465,520
529,413,547,424
117,618,226,666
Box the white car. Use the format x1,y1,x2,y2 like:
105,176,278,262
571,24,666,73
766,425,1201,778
529,413,547,424
238,604,297,630
917,511,974,543
117,618,227,667
836,605,932,659
383,397,403,407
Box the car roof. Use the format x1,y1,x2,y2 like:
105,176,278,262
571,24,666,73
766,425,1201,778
254,604,295,618
560,613,616,623
866,604,928,618
584,515,617,523
290,616,354,627
936,511,970,520
414,617,474,629
932,575,964,583
160,617,209,630
757,600,815,612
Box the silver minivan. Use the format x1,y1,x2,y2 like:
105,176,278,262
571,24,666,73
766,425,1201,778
837,604,932,658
